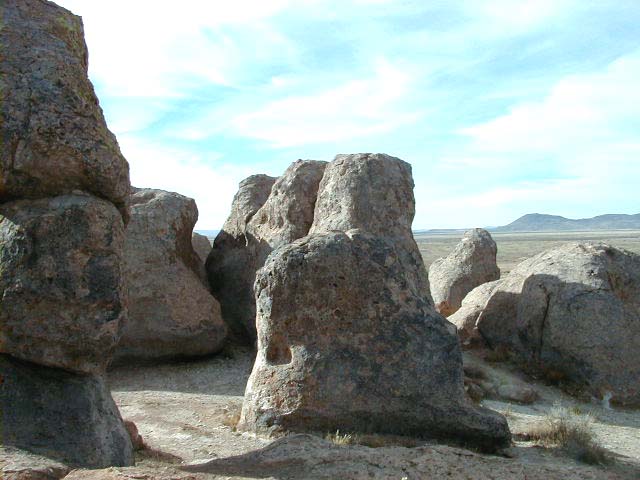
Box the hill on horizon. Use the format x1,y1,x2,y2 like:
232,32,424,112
491,213,640,232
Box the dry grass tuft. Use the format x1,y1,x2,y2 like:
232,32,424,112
527,404,612,465
325,430,359,445
221,406,242,431
325,431,421,448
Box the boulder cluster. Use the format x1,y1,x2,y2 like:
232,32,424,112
3,0,640,474
450,242,640,406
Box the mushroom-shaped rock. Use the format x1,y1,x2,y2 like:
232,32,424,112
0,195,126,375
238,153,510,449
429,229,500,316
207,161,327,343
0,0,130,209
476,242,640,406
114,189,227,362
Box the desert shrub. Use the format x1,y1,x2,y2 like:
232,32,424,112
221,405,242,431
528,404,612,465
325,430,358,445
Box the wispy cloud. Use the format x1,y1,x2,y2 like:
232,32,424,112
55,0,640,229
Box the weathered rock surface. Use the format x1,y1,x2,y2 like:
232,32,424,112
239,154,509,449
183,433,616,480
207,161,326,342
310,153,432,303
0,0,130,209
191,232,212,265
449,280,502,345
114,189,227,362
476,242,640,406
429,228,500,316
0,195,126,374
463,353,538,404
0,354,133,468
0,445,71,480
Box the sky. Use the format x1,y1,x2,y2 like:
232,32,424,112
55,0,640,230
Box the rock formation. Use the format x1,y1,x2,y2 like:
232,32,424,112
114,188,227,362
475,242,640,406
207,161,327,343
0,195,126,374
0,0,130,211
192,232,212,265
0,0,133,467
0,355,133,468
449,280,502,345
238,153,510,449
429,228,500,316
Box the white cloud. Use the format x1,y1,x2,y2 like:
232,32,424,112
118,135,256,229
56,0,299,98
461,51,640,155
229,59,421,147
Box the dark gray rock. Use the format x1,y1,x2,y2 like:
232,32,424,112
207,161,326,343
0,354,134,468
0,195,126,375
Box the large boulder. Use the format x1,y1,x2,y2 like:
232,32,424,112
207,161,326,343
429,229,500,316
0,0,130,209
476,242,640,406
0,354,133,468
0,194,126,375
238,154,510,449
114,189,227,362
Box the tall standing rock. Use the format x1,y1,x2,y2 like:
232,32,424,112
476,242,640,406
0,0,130,210
207,161,327,343
238,154,510,449
114,189,227,362
429,228,500,316
0,0,133,467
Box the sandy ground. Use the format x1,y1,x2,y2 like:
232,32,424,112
95,347,640,479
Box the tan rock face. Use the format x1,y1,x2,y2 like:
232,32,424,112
476,242,640,406
239,154,510,449
114,189,227,362
449,279,502,344
311,153,431,303
429,228,500,317
192,232,212,265
183,433,612,480
0,195,126,375
207,161,326,343
0,0,130,209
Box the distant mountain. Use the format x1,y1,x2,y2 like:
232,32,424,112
492,213,640,232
